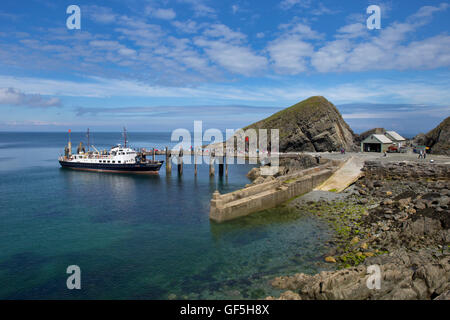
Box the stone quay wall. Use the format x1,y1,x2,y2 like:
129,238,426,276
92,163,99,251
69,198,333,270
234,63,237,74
210,162,339,223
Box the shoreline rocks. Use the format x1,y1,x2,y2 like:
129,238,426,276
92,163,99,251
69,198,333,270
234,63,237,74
267,160,450,300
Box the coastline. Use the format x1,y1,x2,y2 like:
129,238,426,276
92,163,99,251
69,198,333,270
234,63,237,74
266,159,449,300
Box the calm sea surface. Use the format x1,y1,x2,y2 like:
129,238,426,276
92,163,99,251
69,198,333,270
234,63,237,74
0,132,332,299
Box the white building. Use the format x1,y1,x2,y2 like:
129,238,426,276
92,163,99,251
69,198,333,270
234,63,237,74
361,134,393,153
385,131,406,147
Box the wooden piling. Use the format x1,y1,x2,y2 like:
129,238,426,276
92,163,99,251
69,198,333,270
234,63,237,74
194,148,198,176
225,150,228,177
209,150,215,176
165,147,172,174
219,151,224,177
178,148,183,175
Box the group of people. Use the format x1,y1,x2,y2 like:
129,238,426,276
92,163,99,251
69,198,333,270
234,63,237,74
418,150,427,159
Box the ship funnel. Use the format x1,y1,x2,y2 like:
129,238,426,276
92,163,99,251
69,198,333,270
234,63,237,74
77,142,85,154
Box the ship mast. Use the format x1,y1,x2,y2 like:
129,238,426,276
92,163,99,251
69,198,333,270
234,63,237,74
87,128,90,152
123,127,128,148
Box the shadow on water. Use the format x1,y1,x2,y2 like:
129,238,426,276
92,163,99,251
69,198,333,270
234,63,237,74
209,206,310,240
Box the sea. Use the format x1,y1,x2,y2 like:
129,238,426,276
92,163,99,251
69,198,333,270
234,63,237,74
0,132,333,299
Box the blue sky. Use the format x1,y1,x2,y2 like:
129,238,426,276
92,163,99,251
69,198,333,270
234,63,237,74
0,0,449,135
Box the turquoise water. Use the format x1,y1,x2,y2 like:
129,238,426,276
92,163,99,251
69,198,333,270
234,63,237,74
0,132,332,299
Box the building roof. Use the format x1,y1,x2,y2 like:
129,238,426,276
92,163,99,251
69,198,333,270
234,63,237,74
372,134,393,144
385,131,406,141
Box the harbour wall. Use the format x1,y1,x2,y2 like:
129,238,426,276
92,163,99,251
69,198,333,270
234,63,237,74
209,162,340,223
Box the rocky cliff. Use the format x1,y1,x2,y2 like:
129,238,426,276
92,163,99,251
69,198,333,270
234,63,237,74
244,96,356,152
355,128,385,143
414,117,450,155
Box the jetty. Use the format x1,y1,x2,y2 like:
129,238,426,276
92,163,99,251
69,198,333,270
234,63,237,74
315,156,365,192
209,159,342,223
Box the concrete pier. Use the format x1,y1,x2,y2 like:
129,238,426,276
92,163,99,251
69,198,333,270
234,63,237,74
210,163,340,223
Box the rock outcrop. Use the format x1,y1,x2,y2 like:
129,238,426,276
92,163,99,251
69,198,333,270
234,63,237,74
267,160,450,300
355,128,385,144
269,250,449,300
414,117,450,155
244,96,356,152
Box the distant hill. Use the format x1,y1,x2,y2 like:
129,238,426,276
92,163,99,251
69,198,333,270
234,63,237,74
244,96,356,152
355,128,385,143
414,117,450,155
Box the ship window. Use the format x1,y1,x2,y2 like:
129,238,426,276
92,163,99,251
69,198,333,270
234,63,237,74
112,161,115,163
107,161,110,163
118,161,121,163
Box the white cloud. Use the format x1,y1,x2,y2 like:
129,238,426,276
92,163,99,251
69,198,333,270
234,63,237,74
279,0,311,10
192,24,267,76
203,24,246,42
152,8,176,20
3,2,450,87
172,20,200,34
336,23,367,39
89,40,137,58
408,2,449,22
0,87,61,107
308,3,450,73
267,36,313,74
2,74,449,107
2,120,70,126
178,0,216,18
279,22,323,39
256,32,265,39
310,2,339,16
195,39,267,76
84,5,117,24
267,22,320,74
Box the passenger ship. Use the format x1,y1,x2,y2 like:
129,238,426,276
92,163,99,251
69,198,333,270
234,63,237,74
58,128,163,173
